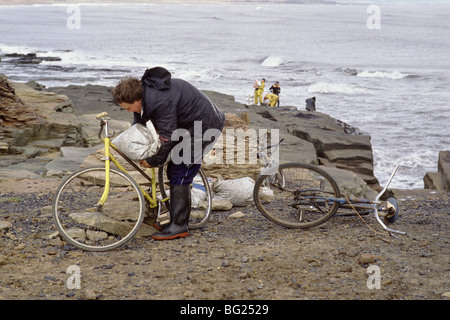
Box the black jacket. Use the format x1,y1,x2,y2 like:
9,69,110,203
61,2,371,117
133,67,225,167
270,84,280,96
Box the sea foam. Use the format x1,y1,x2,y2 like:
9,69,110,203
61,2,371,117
357,70,410,80
307,82,371,95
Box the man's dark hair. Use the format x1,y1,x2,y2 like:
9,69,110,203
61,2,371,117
111,76,142,104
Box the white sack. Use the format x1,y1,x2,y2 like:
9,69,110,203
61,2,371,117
212,177,255,207
112,121,161,160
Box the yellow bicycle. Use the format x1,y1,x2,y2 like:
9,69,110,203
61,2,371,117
52,112,212,251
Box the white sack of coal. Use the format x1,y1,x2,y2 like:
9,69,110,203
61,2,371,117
112,121,161,160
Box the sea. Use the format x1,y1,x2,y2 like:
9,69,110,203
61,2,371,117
0,1,449,189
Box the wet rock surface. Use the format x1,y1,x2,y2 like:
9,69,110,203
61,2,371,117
0,179,448,300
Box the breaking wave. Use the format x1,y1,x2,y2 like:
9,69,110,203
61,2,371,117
357,70,411,80
340,68,414,80
261,56,285,67
307,82,370,95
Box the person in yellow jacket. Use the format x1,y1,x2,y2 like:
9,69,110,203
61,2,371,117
253,78,265,105
263,93,279,107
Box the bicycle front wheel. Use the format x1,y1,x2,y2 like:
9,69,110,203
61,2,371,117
253,163,341,229
158,166,212,229
52,167,146,251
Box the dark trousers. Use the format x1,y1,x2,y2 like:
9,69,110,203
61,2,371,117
167,162,201,185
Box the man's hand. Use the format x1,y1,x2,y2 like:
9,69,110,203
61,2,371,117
139,160,152,168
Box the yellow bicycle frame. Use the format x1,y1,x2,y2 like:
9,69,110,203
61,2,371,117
97,136,111,206
96,136,160,209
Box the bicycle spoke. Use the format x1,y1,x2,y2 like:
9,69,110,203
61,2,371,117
53,168,145,251
254,163,340,229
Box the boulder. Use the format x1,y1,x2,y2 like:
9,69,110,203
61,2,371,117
321,167,378,199
424,150,450,192
208,95,378,188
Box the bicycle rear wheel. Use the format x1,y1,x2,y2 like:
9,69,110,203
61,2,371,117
52,167,145,251
253,163,341,229
158,166,212,229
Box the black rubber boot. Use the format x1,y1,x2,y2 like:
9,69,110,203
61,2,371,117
152,184,191,240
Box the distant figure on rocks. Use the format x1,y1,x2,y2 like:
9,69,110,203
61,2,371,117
253,78,265,105
305,96,316,111
262,93,279,107
270,81,281,106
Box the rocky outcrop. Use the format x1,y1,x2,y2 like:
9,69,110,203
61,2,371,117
1,53,61,65
0,75,92,177
1,74,81,154
205,90,379,189
424,151,450,192
257,105,376,185
0,74,40,129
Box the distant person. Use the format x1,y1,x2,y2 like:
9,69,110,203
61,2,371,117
254,78,265,105
253,79,261,102
270,81,281,106
305,96,316,111
263,93,279,107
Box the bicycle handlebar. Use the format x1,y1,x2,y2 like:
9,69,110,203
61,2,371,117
97,112,110,138
96,112,108,119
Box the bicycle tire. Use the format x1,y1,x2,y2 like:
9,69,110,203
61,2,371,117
158,165,212,229
259,168,286,189
253,162,341,229
52,167,146,251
